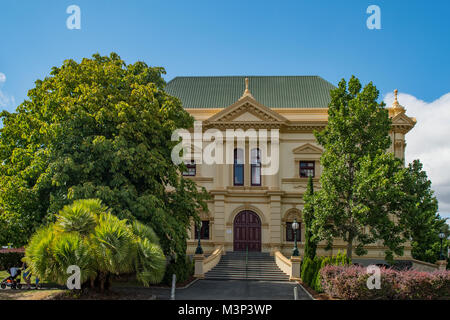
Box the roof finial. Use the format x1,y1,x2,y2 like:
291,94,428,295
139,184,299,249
240,77,254,99
391,88,405,115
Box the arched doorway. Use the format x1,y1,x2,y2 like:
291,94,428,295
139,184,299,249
233,210,261,252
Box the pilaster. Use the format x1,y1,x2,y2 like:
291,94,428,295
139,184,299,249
268,192,283,250
213,193,226,245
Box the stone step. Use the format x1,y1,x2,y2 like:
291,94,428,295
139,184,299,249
219,260,276,263
207,270,287,275
204,251,289,282
206,274,288,279
205,275,289,281
211,266,283,272
220,259,275,262
214,261,277,266
205,273,289,278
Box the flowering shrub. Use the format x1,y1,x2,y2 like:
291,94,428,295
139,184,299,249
320,265,450,300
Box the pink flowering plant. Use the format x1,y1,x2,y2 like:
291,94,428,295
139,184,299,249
320,265,450,300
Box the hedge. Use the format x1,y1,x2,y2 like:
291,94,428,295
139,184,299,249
300,251,351,292
320,265,450,300
162,255,194,285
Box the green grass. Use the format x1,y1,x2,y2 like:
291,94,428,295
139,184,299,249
0,270,8,280
1,270,152,288
0,269,51,286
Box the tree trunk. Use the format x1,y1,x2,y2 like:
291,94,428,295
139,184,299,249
346,237,353,260
105,274,111,291
99,273,106,293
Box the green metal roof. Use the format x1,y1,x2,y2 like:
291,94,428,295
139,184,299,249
165,76,335,109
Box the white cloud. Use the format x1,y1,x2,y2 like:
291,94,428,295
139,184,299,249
384,92,450,220
0,72,16,109
0,90,16,108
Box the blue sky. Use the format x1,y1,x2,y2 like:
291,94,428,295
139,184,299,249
0,0,449,218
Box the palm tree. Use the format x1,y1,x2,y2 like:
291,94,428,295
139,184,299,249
24,199,166,291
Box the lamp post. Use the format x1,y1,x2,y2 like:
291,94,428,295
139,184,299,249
447,236,450,259
292,219,299,257
439,232,445,260
195,220,203,255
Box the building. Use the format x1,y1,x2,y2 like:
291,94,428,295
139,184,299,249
165,76,417,261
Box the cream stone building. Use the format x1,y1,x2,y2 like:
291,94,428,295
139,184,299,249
166,76,417,263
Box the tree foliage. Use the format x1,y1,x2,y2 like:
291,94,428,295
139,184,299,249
312,76,443,262
0,53,209,275
401,160,448,263
25,199,166,290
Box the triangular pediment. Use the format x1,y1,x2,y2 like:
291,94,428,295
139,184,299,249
292,143,323,154
233,112,264,122
391,112,416,126
205,95,288,124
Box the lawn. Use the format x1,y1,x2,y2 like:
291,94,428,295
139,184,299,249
0,270,167,300
0,270,8,281
0,269,65,300
0,288,63,300
0,269,53,286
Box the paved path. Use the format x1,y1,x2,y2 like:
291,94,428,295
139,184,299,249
116,280,312,300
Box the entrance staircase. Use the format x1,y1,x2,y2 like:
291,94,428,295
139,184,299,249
204,251,290,281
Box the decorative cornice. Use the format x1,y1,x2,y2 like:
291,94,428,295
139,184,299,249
281,178,320,183
184,176,214,182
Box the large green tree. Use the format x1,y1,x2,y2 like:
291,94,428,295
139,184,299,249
400,160,448,263
0,53,209,277
312,76,417,262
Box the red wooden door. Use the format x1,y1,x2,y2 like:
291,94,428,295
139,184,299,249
233,211,261,252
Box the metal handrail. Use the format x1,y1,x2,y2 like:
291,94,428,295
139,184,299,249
245,245,248,280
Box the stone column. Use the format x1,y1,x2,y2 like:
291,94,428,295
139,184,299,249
436,260,447,271
290,256,301,281
193,254,205,278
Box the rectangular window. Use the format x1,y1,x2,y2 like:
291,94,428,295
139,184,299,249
251,148,261,186
286,222,301,242
195,221,210,240
234,149,244,186
300,161,315,178
182,160,196,176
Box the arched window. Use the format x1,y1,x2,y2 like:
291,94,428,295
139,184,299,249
251,148,261,186
234,148,244,186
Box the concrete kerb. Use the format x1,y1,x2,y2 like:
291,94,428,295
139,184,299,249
295,282,316,300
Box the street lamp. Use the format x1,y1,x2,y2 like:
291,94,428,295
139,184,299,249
438,232,446,260
292,219,299,257
195,220,203,255
448,235,450,259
